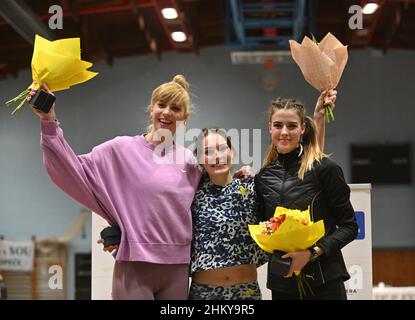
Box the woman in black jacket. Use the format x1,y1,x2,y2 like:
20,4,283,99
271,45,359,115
254,97,359,300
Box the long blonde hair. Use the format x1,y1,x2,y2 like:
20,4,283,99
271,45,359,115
263,98,325,180
147,74,191,132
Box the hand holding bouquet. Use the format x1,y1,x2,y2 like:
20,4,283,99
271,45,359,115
249,206,325,254
5,34,98,115
289,32,348,123
249,206,325,299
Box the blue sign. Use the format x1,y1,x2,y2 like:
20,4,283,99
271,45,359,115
355,211,365,240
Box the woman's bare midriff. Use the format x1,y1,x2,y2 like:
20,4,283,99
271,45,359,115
192,264,257,286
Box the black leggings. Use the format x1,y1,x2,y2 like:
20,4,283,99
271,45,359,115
272,278,347,300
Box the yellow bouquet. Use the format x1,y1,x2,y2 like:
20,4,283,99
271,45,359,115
5,34,98,115
249,206,325,254
249,206,325,299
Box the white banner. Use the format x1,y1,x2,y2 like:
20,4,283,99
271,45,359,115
343,183,373,300
0,240,35,272
91,214,114,300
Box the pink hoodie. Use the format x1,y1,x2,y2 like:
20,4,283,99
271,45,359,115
40,120,201,264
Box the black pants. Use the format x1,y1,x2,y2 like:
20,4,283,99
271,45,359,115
271,278,347,300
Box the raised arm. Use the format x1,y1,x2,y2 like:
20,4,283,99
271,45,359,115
313,89,337,152
28,86,113,223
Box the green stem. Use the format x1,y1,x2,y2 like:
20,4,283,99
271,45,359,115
302,276,315,297
324,105,329,123
324,104,335,123
329,105,335,121
297,276,303,300
5,88,30,106
11,98,28,115
297,273,307,300
5,88,30,115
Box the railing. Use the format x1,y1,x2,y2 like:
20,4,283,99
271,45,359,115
373,283,415,300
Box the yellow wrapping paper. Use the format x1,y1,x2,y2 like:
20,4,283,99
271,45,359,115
31,35,98,91
248,206,325,253
5,34,98,114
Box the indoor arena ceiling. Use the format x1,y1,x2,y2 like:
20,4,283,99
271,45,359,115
0,0,414,79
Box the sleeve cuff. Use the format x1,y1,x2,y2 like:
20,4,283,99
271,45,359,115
41,119,59,136
316,240,330,257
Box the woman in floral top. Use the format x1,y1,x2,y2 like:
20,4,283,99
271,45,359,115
189,128,268,300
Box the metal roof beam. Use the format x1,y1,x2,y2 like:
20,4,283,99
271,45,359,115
229,0,245,45
0,0,55,44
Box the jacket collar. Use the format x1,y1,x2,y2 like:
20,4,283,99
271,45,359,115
276,147,302,167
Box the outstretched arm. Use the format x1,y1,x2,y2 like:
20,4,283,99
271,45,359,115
28,84,113,222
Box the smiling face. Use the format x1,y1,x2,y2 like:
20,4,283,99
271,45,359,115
150,100,188,135
202,132,233,178
149,80,190,137
269,109,305,154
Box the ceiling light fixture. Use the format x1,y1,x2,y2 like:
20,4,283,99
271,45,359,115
161,8,178,20
171,31,187,42
362,3,379,15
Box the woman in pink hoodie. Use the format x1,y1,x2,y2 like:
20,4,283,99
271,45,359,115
29,75,203,300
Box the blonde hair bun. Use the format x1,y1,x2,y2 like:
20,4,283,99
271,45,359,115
172,74,189,91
